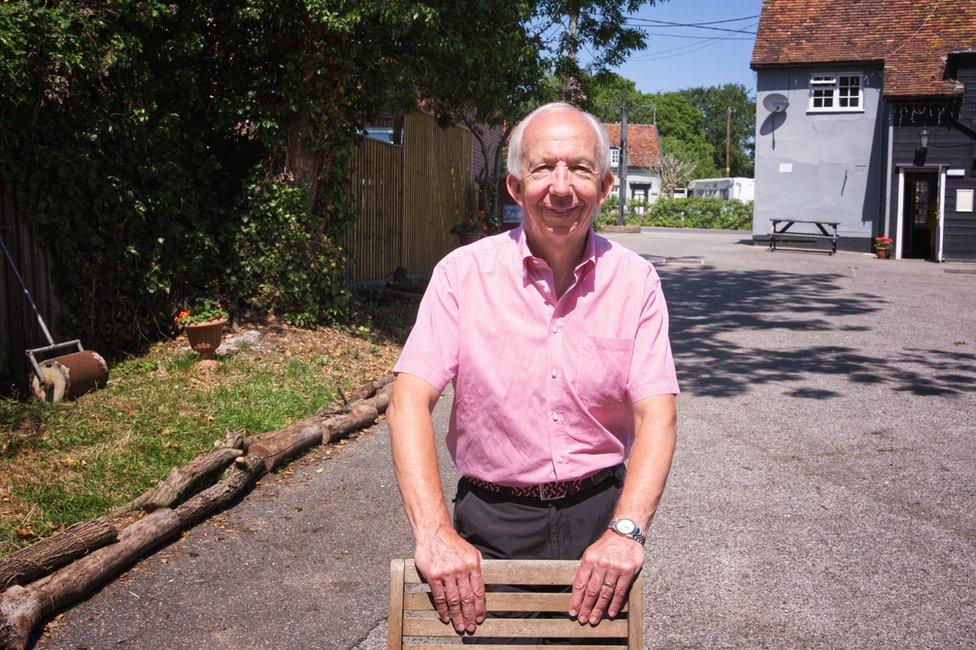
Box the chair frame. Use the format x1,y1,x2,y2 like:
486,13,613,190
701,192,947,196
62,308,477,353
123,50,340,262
388,559,644,649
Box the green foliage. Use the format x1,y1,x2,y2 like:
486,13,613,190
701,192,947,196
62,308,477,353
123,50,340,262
598,197,753,231
679,84,756,177
0,1,666,360
231,172,353,328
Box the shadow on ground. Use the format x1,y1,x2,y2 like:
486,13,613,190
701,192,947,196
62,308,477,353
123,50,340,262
660,264,976,398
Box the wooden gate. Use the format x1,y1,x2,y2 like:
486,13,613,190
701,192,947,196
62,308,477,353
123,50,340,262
347,112,474,283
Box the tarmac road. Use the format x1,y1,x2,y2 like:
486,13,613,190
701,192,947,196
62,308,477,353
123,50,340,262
42,229,976,649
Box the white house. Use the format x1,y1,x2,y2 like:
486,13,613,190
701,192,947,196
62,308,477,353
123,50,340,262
603,123,663,204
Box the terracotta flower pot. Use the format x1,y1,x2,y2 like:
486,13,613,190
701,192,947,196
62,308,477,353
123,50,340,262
456,232,483,246
185,318,227,359
876,249,890,259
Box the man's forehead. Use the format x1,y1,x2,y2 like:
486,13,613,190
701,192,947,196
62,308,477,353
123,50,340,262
522,112,599,161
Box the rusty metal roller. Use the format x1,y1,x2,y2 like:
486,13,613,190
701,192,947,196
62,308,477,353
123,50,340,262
29,350,109,402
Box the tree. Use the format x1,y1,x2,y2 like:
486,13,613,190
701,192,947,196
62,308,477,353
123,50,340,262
679,84,756,177
659,153,697,197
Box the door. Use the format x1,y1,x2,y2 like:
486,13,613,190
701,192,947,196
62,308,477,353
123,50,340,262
902,172,939,259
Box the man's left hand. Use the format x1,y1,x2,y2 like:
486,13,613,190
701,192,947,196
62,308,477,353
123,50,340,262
568,530,645,625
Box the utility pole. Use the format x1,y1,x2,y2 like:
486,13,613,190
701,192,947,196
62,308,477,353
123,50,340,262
617,109,628,226
562,10,579,100
725,105,732,177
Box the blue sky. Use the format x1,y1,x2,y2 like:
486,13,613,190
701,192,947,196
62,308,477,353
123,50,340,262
588,0,763,95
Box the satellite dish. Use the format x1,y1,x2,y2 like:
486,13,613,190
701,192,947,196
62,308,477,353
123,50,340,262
763,93,789,113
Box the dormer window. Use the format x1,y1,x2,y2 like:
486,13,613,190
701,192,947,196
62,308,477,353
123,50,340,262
610,147,620,169
809,74,863,112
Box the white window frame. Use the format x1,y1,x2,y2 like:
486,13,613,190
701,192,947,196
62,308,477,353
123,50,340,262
807,73,864,113
610,147,620,169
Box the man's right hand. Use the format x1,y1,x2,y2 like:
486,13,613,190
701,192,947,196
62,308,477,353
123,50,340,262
414,525,486,634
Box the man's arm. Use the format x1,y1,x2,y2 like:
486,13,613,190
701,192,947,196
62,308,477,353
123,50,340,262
568,393,677,624
387,373,486,634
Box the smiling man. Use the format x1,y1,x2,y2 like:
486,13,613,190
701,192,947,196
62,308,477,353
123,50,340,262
387,102,679,640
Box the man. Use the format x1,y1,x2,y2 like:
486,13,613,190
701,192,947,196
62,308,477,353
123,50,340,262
387,102,678,638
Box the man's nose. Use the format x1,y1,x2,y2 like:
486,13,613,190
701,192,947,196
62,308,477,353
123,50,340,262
549,164,572,195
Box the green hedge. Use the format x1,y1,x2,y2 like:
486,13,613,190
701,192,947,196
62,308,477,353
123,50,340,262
598,197,753,231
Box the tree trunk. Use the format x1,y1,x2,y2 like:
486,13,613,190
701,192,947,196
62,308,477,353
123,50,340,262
0,509,181,650
174,456,266,529
113,433,245,515
0,519,117,590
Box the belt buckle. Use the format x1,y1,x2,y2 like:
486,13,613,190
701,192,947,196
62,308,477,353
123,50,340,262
538,482,564,501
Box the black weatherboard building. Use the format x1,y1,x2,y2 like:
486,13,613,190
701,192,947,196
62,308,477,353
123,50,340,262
751,1,976,261
889,53,976,261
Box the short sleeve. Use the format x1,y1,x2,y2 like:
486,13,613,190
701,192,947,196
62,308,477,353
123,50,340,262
393,258,460,393
626,267,679,403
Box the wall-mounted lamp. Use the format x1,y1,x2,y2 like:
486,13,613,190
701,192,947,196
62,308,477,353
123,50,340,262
920,128,930,149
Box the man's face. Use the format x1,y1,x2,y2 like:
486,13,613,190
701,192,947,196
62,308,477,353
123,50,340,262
507,110,614,254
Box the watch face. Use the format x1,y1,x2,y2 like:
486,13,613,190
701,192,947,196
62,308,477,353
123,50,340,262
615,519,636,535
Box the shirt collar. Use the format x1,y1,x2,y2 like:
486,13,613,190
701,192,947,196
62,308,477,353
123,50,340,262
514,223,598,278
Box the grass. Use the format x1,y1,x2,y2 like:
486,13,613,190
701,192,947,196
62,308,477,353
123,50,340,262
0,298,416,556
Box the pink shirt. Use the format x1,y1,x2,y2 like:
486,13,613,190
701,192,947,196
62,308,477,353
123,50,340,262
394,225,679,486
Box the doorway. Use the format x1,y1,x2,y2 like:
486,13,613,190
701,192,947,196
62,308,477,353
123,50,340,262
901,171,939,259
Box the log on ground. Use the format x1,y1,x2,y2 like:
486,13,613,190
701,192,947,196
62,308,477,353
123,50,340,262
0,509,181,650
247,417,329,472
0,519,117,590
131,445,243,512
347,372,395,403
174,455,266,529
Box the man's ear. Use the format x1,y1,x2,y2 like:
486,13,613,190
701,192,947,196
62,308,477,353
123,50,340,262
598,172,615,204
506,173,524,206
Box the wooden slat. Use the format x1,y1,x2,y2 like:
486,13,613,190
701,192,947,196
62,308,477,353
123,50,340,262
388,559,406,649
405,560,581,586
627,572,644,650
403,642,624,650
403,617,628,638
403,591,628,613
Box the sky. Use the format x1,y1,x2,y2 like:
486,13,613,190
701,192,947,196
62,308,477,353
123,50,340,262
587,0,763,95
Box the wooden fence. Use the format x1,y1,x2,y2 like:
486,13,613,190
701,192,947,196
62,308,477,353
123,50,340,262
346,112,474,283
0,181,63,391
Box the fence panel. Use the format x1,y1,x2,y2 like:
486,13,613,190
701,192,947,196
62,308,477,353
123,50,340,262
0,181,63,392
402,112,474,274
346,138,405,283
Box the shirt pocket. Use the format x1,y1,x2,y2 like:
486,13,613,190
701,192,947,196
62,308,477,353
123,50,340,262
573,336,632,407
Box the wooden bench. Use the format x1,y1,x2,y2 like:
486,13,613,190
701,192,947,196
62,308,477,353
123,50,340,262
769,219,840,255
388,559,644,649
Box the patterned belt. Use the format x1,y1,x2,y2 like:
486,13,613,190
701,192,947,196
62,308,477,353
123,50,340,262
462,464,624,502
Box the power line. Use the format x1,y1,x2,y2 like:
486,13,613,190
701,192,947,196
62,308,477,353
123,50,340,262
630,22,757,62
641,31,753,41
626,18,756,35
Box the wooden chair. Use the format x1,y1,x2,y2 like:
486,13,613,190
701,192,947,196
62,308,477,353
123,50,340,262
388,559,644,649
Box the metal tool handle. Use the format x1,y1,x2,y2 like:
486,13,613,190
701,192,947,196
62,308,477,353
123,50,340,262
0,227,55,346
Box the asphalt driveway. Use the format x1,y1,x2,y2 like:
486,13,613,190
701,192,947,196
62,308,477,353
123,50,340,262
41,229,976,649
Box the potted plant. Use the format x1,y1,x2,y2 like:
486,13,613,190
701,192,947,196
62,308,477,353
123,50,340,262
173,298,230,359
451,210,488,246
873,235,893,259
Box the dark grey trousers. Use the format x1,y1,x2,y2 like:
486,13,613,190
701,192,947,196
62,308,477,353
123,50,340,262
453,473,624,645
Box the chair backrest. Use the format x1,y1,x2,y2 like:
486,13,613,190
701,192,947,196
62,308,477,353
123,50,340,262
388,558,644,649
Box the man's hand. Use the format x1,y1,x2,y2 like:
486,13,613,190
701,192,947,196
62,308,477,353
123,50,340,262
568,530,645,625
415,524,486,634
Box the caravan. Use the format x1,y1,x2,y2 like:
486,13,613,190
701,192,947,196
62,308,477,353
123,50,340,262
687,177,755,202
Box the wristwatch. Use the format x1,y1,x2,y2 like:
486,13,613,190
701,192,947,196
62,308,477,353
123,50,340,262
608,517,647,545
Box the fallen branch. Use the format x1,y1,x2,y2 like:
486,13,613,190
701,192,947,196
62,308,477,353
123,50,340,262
113,433,245,515
0,509,181,650
0,520,117,590
348,372,395,403
174,456,266,529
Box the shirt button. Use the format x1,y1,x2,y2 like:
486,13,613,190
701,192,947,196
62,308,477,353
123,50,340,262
556,456,565,464
551,412,559,422
551,326,558,334
550,369,558,379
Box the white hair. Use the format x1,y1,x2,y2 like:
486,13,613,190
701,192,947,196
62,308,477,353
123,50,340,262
506,102,611,180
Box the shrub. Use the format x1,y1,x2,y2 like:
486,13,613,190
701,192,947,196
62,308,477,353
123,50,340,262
597,197,752,231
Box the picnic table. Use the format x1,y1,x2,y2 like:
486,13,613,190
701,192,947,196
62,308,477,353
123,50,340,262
769,219,840,255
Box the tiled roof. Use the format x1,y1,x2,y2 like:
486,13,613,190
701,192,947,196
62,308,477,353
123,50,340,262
751,0,976,97
603,123,661,169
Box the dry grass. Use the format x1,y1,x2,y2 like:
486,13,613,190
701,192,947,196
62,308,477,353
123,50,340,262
0,299,416,556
